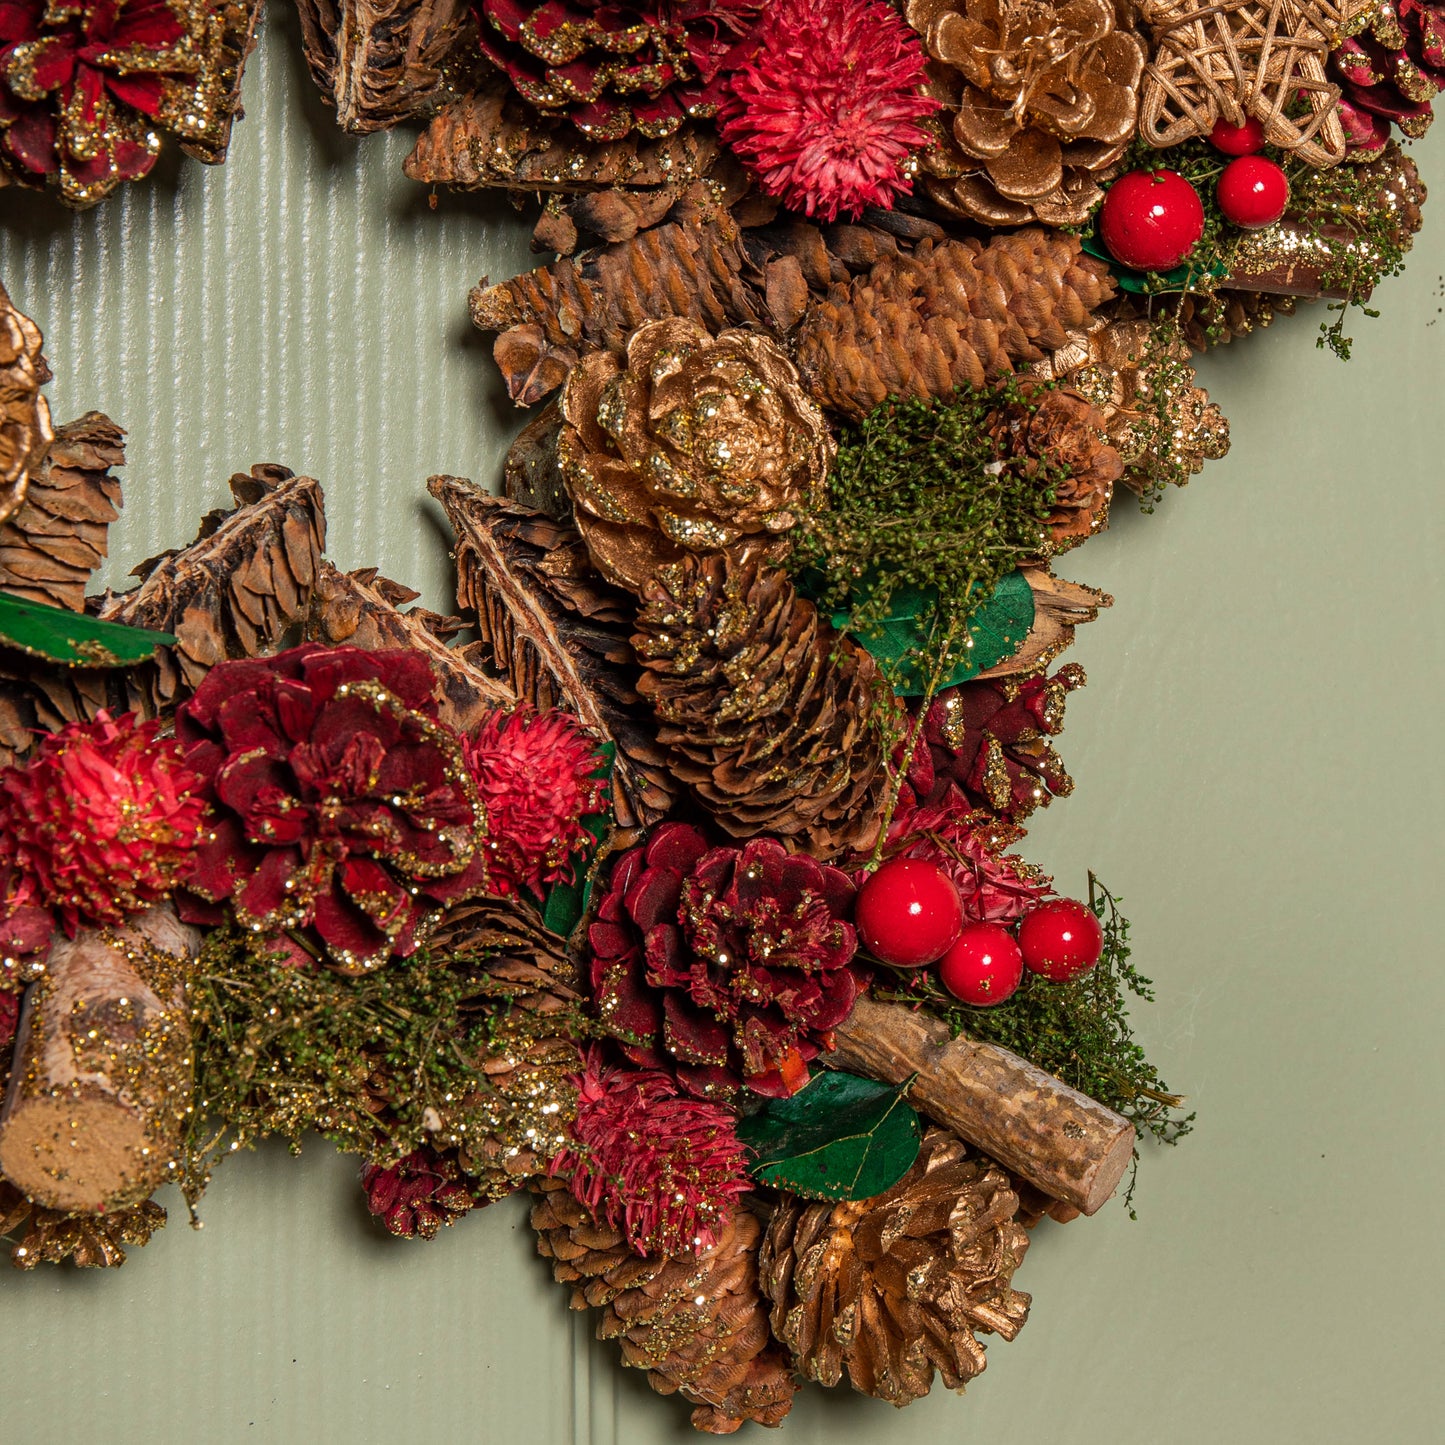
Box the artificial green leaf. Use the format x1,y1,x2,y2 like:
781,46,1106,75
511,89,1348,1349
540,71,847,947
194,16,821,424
0,591,175,667
737,1069,922,1201
828,571,1034,695
541,741,617,939
1080,233,1227,296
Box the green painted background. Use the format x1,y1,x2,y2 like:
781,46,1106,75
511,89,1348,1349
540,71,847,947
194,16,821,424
3,9,1444,1441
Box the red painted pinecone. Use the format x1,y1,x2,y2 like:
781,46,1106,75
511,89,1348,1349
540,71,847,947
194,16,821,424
1331,0,1445,156
361,1146,483,1239
474,0,761,140
587,821,861,1099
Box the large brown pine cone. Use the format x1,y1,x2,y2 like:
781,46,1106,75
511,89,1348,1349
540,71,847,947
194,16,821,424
558,317,830,593
906,0,1145,226
758,1127,1031,1406
633,554,898,859
793,230,1115,422
532,1180,796,1434
0,283,53,530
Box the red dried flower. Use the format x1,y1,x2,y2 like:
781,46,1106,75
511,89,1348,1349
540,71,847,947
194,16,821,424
553,1050,752,1255
0,856,53,985
588,821,860,1099
464,709,607,898
719,0,937,221
177,645,488,973
361,1146,481,1239
0,711,206,931
0,0,229,205
0,985,19,1051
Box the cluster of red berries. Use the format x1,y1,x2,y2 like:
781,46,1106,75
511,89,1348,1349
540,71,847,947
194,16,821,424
853,858,1104,1008
1098,118,1291,274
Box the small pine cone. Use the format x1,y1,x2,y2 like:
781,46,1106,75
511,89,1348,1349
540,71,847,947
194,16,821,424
793,230,1115,421
0,1180,165,1268
633,554,898,859
758,1127,1031,1406
1110,290,1297,353
531,1180,796,1434
431,893,583,1017
361,1145,482,1240
0,282,52,529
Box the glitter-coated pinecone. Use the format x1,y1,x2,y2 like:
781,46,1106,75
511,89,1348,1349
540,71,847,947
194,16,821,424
793,230,1116,422
587,821,861,1099
532,1179,797,1433
0,1181,166,1267
361,1145,483,1239
1330,0,1445,157
1110,288,1297,353
904,664,1087,822
474,0,762,141
759,1127,1031,1406
905,0,1145,227
1026,319,1229,496
632,554,896,857
0,281,52,527
557,316,830,593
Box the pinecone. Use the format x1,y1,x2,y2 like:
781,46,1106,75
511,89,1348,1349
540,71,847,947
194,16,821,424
1111,289,1298,352
531,1179,797,1433
758,1127,1031,1406
1026,318,1230,495
793,230,1116,422
361,1145,483,1239
1330,0,1445,156
0,1180,165,1268
557,316,831,594
0,282,52,529
906,0,1145,227
633,554,897,858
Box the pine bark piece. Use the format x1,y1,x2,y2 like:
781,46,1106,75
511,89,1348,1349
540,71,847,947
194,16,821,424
0,412,123,612
179,0,265,164
427,476,674,827
295,0,478,134
532,1181,797,1434
0,907,200,1214
306,561,515,731
828,996,1136,1216
974,566,1111,681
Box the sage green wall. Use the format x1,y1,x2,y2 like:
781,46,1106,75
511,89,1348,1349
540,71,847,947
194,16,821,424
2,10,1443,1443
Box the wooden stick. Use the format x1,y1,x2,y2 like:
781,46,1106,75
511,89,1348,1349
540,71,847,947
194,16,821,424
829,997,1135,1216
0,907,199,1213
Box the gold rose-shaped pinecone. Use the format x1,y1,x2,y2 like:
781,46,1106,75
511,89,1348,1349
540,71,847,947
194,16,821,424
557,316,831,593
0,282,53,528
906,0,1146,227
758,1127,1032,1407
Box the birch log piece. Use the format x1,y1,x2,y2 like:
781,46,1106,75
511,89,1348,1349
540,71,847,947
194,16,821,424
0,906,200,1213
829,996,1135,1215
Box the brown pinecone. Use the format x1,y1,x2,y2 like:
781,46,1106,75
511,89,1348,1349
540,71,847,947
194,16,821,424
758,1127,1031,1406
1026,318,1230,495
0,1180,165,1268
557,317,831,593
793,230,1116,422
906,0,1145,227
532,1180,796,1434
1111,289,1298,353
633,553,898,859
0,282,53,530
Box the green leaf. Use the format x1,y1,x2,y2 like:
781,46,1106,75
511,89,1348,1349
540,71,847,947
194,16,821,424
541,741,617,940
737,1069,922,1201
828,571,1035,696
0,591,175,667
1080,233,1226,296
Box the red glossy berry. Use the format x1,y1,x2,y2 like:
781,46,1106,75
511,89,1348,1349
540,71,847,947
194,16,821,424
1216,155,1289,230
1098,170,1205,273
1018,898,1104,982
1209,116,1266,156
856,858,964,968
939,923,1024,1007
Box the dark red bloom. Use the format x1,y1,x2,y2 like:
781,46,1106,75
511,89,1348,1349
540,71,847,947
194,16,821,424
1330,0,1445,156
177,645,488,973
361,1146,481,1239
588,821,860,1099
552,1050,752,1255
0,985,19,1051
0,855,53,987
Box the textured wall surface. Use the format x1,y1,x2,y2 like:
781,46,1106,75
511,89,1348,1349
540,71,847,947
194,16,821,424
3,10,1445,1444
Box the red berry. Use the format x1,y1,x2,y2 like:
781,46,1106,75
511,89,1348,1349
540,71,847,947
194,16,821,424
938,923,1024,1007
1098,170,1205,273
856,858,964,968
1209,116,1266,156
1018,899,1104,981
1216,155,1289,230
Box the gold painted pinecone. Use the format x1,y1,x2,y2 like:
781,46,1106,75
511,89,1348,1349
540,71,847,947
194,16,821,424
633,553,898,860
907,0,1146,227
0,1180,165,1268
0,283,53,530
557,316,830,593
1026,319,1229,495
531,1180,797,1434
757,1127,1032,1407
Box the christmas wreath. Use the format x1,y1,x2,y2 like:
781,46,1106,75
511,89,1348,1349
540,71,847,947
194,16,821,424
0,0,1435,1430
